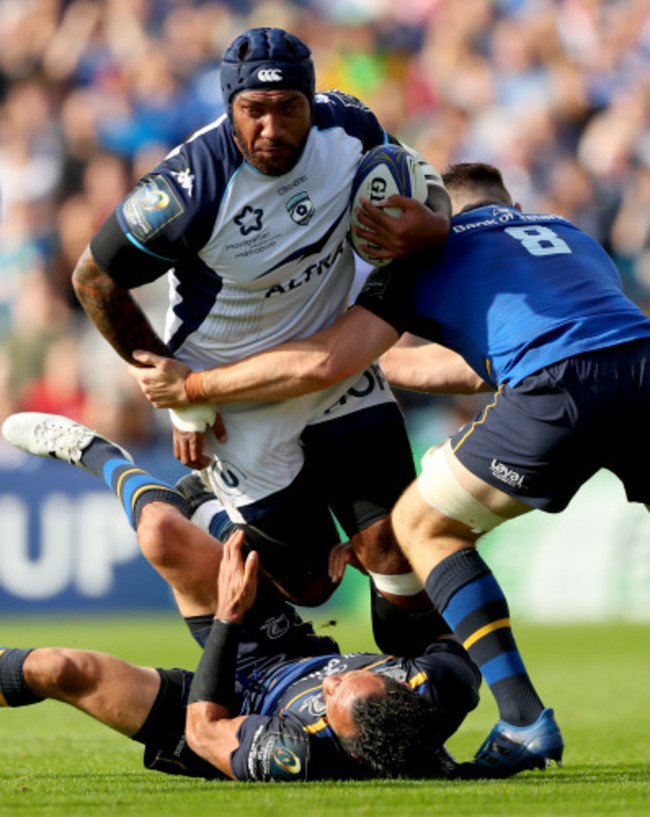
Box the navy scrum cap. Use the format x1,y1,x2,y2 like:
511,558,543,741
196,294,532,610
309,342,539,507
220,27,315,116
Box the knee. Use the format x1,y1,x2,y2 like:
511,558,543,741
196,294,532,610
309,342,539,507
24,649,101,697
137,504,189,568
351,517,411,574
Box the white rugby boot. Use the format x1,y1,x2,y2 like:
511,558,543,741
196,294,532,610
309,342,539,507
2,412,132,471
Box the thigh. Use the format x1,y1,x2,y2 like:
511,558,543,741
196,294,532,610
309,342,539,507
234,469,342,604
301,402,417,536
234,403,416,600
391,445,530,578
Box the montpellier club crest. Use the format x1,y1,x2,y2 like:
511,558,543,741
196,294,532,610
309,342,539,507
286,191,315,226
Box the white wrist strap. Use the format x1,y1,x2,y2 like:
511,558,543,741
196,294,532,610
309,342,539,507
368,570,423,597
169,405,217,433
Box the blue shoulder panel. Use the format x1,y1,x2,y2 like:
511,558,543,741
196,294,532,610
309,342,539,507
116,115,243,258
313,90,387,152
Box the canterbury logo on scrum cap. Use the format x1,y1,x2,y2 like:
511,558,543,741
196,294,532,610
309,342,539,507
258,68,283,82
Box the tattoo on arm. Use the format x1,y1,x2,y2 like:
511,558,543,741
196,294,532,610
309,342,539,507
72,247,171,364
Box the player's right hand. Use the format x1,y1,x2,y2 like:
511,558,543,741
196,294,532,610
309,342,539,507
173,427,213,469
328,541,365,583
216,530,259,623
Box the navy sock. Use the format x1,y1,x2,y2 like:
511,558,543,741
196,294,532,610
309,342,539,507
425,548,544,726
80,439,189,528
0,648,43,707
370,588,451,656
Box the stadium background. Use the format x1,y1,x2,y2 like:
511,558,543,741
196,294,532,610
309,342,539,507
0,0,649,621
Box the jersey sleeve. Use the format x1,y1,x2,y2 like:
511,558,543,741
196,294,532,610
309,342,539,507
411,639,481,741
314,90,387,152
354,263,415,334
91,162,199,288
230,715,312,782
90,120,239,288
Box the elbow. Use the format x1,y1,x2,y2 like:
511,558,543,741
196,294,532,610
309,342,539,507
309,353,358,390
185,709,210,759
71,245,94,295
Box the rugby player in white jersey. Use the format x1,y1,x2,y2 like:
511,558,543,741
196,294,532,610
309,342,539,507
71,27,452,653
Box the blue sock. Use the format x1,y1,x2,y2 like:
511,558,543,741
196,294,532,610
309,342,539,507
425,548,544,726
0,648,43,707
80,439,189,529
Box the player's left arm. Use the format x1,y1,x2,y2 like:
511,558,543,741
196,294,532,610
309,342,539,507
380,338,491,395
185,532,259,779
130,305,400,408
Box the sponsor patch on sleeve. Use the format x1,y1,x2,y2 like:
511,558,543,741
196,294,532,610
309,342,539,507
121,175,184,243
248,727,310,782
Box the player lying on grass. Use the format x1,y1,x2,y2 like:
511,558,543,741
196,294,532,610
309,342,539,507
1,411,481,781
128,160,650,777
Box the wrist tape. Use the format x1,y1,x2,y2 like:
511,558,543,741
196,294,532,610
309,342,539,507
184,371,207,404
187,620,240,709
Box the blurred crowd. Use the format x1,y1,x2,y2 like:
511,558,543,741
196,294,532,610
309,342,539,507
1,0,649,450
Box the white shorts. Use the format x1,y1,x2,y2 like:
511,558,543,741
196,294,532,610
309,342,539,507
202,363,395,522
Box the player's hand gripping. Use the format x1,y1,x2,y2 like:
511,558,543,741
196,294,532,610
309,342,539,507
216,531,259,625
129,350,193,407
353,195,449,262
328,541,366,584
128,349,226,468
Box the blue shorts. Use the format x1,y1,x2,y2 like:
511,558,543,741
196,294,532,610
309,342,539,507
211,402,416,598
450,339,650,513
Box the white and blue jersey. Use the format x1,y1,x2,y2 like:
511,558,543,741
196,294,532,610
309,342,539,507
91,90,418,512
358,205,650,388
97,90,390,366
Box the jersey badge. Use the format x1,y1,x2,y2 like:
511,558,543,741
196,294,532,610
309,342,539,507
252,732,309,781
286,191,315,226
122,176,184,242
234,204,264,235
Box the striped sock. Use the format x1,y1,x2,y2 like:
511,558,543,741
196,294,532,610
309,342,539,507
79,439,189,529
425,548,544,726
0,648,43,707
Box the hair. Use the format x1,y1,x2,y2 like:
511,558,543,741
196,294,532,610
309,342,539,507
220,27,315,117
340,676,453,779
442,162,513,207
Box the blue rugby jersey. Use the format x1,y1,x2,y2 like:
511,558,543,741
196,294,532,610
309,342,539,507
357,205,650,388
229,640,480,781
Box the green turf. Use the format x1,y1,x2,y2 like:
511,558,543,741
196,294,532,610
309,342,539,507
0,616,648,816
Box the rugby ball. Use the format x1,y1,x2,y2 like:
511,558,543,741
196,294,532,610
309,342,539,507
350,144,429,266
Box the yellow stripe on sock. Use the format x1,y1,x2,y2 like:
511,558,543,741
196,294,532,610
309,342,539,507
462,618,511,651
116,468,144,501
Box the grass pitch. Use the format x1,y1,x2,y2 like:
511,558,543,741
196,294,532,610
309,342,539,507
0,615,647,816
